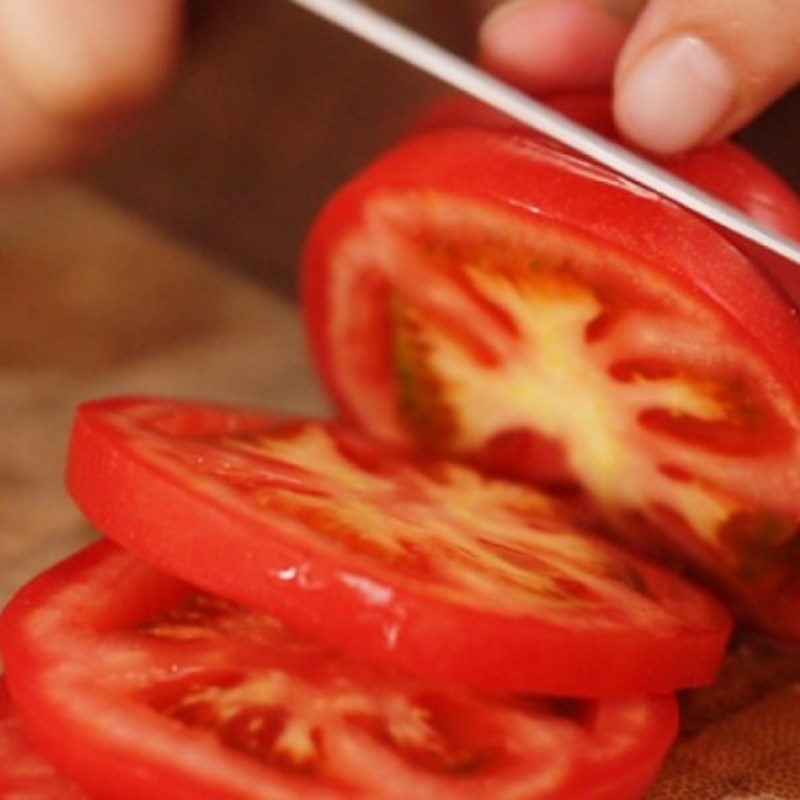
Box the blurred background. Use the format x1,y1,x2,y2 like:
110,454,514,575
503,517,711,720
0,0,471,596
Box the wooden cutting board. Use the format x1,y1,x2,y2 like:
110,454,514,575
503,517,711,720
0,182,327,602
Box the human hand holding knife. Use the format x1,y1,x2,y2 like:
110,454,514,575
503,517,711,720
288,0,800,285
0,0,797,292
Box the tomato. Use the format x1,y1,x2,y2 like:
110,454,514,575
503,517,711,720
66,397,730,696
301,124,800,640
0,681,88,799
415,91,800,243
0,542,679,800
549,93,800,247
414,91,800,304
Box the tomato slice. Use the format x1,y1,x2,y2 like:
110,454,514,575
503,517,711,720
66,397,730,696
0,542,679,800
0,681,89,799
302,126,800,640
414,90,800,306
415,91,800,251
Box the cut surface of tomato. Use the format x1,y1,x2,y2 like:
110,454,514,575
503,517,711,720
302,126,800,639
0,681,88,799
417,90,800,309
66,397,731,696
0,543,679,800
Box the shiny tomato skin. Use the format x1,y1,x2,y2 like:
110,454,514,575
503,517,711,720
0,682,89,800
415,91,800,245
304,127,800,417
550,92,800,245
415,91,800,304
301,125,800,639
65,397,731,697
0,542,680,800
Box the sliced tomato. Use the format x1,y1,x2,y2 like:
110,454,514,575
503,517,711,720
0,542,679,800
548,93,800,252
66,397,731,696
414,91,800,306
0,681,88,799
301,125,800,640
415,91,800,254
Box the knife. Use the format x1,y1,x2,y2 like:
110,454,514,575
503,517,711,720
84,0,800,298
287,0,800,285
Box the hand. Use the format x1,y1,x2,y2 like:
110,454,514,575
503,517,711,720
0,0,181,179
479,0,800,155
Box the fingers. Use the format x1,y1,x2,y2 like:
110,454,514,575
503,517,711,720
480,0,800,156
0,0,182,178
613,0,800,154
479,0,644,93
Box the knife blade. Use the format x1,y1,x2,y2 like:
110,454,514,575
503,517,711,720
288,0,800,286
83,0,800,300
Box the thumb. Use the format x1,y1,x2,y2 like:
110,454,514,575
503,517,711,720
0,0,181,178
613,0,800,154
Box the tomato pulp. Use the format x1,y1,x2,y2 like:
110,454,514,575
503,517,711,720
66,397,731,696
0,542,679,800
302,124,800,639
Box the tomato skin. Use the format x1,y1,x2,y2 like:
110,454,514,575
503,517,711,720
0,682,89,800
415,92,800,245
65,397,731,697
301,125,800,640
0,542,680,800
414,91,800,304
304,127,800,421
547,92,800,246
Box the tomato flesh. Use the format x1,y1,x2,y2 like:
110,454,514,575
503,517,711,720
0,542,679,800
66,397,731,697
0,681,88,799
415,91,800,256
302,127,800,638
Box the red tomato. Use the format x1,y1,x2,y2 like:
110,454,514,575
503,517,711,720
549,93,800,247
66,397,731,696
415,91,800,242
414,91,800,304
0,681,88,799
0,542,679,800
301,125,800,640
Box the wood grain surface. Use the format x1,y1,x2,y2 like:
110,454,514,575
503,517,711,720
0,183,326,605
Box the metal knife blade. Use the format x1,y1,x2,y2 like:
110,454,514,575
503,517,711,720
289,0,800,284
83,0,800,299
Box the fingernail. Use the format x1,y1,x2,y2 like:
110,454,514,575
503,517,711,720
615,36,735,155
